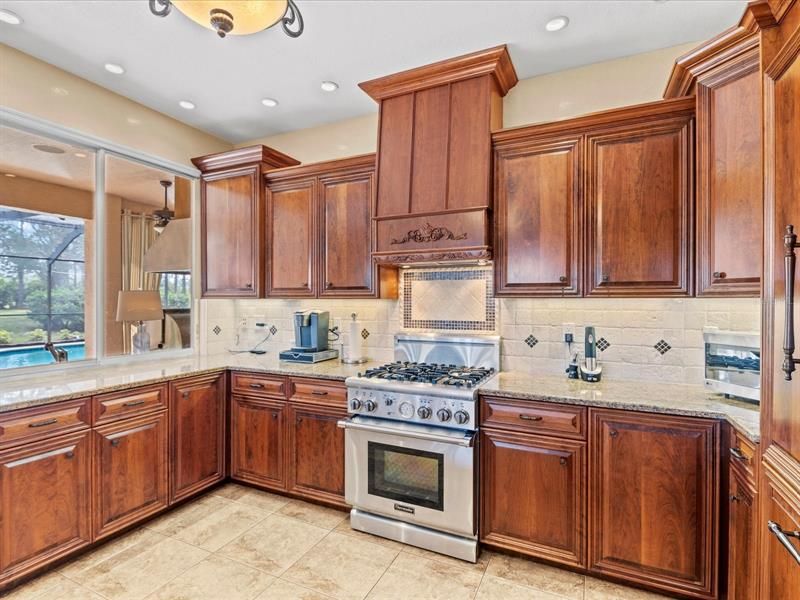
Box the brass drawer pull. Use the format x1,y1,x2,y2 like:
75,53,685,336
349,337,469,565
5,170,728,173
28,418,58,428
249,383,265,389
123,399,146,407
730,447,747,461
519,414,542,421
311,390,328,396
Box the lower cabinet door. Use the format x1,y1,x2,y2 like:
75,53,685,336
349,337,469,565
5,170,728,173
231,396,287,491
589,409,719,599
170,374,226,503
94,412,168,540
727,471,756,600
480,428,586,567
288,402,347,507
0,431,92,588
759,463,800,600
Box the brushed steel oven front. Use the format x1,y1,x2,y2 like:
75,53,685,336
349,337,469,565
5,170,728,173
339,416,476,538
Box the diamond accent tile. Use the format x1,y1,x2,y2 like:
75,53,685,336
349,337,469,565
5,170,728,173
212,325,221,336
654,339,672,355
524,335,538,348
361,328,370,339
269,325,277,335
597,337,610,352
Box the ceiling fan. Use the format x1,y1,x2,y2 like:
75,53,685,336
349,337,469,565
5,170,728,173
152,180,174,233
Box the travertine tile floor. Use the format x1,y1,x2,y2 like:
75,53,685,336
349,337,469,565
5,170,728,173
4,483,674,600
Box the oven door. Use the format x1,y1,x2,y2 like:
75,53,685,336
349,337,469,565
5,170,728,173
338,416,475,537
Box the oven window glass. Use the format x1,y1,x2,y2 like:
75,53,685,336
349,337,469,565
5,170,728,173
367,442,444,511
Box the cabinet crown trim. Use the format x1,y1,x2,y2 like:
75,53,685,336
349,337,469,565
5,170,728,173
192,145,300,173
265,153,376,182
359,45,518,100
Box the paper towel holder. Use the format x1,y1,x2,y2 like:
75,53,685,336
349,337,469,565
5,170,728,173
341,313,369,364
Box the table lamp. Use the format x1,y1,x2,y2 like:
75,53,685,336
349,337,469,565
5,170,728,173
116,290,164,354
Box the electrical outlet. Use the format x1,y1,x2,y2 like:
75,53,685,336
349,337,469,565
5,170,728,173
564,332,574,344
562,323,575,341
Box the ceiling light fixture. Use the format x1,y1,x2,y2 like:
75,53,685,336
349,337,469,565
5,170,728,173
74,152,88,158
321,81,339,92
545,16,569,32
178,100,195,110
51,87,69,96
0,9,22,25
152,180,175,233
104,63,125,75
261,98,279,107
149,0,303,38
4,173,17,178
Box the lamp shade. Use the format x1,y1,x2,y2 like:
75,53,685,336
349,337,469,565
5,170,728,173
172,1,287,36
116,290,164,322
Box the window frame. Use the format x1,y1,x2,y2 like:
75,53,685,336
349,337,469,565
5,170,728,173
0,107,201,375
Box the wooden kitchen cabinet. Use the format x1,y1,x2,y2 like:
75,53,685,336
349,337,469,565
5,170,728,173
585,98,695,297
727,469,757,600
759,465,800,600
230,396,287,491
480,428,586,568
589,409,719,599
266,154,396,299
493,134,583,296
169,373,226,503
192,145,300,298
93,411,168,540
0,431,92,588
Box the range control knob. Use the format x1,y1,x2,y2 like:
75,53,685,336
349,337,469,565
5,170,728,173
363,400,377,412
350,399,362,411
436,408,452,422
453,410,470,425
417,406,432,419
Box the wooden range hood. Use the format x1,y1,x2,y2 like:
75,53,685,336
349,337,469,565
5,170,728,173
360,46,518,265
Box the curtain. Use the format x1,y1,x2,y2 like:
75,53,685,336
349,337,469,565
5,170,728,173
121,210,161,353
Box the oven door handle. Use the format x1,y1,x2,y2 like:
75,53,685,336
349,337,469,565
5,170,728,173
337,419,475,448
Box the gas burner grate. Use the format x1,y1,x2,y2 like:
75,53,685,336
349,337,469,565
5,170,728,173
358,362,495,388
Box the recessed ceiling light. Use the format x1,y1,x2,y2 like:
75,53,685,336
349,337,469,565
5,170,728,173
178,100,196,110
261,98,278,107
0,9,22,25
126,117,142,125
74,152,87,158
51,87,69,96
4,173,17,178
545,16,569,32
321,81,339,92
32,144,66,154
104,63,125,75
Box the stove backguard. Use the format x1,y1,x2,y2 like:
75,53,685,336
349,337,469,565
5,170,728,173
393,334,500,371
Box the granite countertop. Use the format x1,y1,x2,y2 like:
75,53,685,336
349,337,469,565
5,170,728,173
480,372,761,442
0,353,760,442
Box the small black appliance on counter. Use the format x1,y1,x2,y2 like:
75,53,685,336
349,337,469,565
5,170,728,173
279,310,339,363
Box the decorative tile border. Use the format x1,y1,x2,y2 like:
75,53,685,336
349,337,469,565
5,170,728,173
402,267,496,332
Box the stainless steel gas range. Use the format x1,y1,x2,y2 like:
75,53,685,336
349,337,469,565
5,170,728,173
338,334,500,562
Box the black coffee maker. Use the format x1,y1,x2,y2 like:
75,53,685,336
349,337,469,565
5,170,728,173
279,310,339,363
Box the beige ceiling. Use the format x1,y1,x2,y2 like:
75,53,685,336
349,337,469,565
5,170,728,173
0,125,184,207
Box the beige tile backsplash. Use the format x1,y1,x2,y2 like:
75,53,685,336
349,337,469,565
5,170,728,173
200,269,760,385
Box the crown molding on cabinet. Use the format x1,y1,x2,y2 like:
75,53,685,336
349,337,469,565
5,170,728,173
191,144,300,173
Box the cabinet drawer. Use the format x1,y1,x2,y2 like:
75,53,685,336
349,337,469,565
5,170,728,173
231,372,287,399
480,397,586,439
729,426,758,481
93,385,167,425
289,378,347,407
0,399,90,449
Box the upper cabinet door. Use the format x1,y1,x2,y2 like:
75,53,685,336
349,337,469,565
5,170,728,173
495,136,582,296
267,179,317,298
319,169,376,297
696,55,762,296
201,166,262,297
585,112,694,296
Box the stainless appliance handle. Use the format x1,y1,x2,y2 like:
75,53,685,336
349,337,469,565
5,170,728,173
783,225,800,380
767,520,800,565
337,419,474,448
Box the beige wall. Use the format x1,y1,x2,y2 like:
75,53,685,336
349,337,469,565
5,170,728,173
240,41,698,163
0,44,231,167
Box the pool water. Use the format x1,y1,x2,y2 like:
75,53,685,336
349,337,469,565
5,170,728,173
0,342,86,370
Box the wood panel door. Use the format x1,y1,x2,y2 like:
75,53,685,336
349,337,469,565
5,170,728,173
696,52,762,296
589,409,719,599
585,112,694,296
230,396,287,491
759,464,800,600
169,374,225,503
727,470,757,600
266,179,316,297
93,412,168,540
494,135,582,296
0,431,91,588
319,169,376,297
288,402,347,508
201,166,263,297
480,429,585,567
